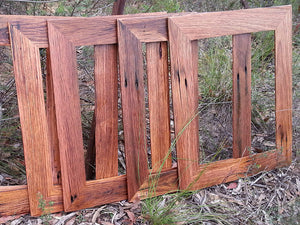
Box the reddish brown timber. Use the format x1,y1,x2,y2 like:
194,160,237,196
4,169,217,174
94,44,119,179
9,22,63,216
190,150,288,190
232,33,252,158
147,42,172,171
0,186,29,216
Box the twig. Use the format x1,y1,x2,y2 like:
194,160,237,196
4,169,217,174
112,0,126,15
0,116,20,121
3,0,61,3
250,172,267,186
240,0,249,9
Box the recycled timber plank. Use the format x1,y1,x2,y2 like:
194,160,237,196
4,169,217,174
232,33,252,158
47,12,177,211
94,44,119,179
117,20,149,201
168,5,292,190
146,42,172,171
0,186,29,216
0,13,163,47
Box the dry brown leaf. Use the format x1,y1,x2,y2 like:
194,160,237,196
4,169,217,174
227,182,238,189
125,210,136,224
0,215,22,224
100,222,114,225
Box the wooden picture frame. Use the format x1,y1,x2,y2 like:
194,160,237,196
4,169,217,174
1,16,64,216
117,15,176,201
46,12,178,212
168,6,292,190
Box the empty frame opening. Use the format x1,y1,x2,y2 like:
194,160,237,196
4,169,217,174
198,36,233,163
251,31,275,153
76,45,96,180
0,46,26,185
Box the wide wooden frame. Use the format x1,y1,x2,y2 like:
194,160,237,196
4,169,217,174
168,6,292,190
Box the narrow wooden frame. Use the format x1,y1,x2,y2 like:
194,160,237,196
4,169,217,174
168,6,292,190
117,16,172,201
116,14,195,201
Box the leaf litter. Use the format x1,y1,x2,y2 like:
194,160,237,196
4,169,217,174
1,159,299,224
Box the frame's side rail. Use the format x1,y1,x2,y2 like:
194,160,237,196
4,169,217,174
146,41,172,171
168,18,200,190
118,20,149,201
9,22,63,216
275,10,293,163
94,44,119,179
232,33,252,158
47,22,87,211
46,49,61,184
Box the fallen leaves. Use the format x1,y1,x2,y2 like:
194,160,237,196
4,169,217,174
226,182,238,189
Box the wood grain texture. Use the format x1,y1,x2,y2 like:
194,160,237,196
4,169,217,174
232,33,251,158
8,22,63,216
118,20,149,201
190,150,288,190
1,6,292,216
168,5,291,41
0,15,65,46
138,167,178,199
146,42,172,171
0,186,29,216
0,13,164,47
116,13,194,43
94,44,119,179
0,168,177,215
47,22,86,211
117,16,169,42
274,7,292,163
46,49,61,184
168,18,200,190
